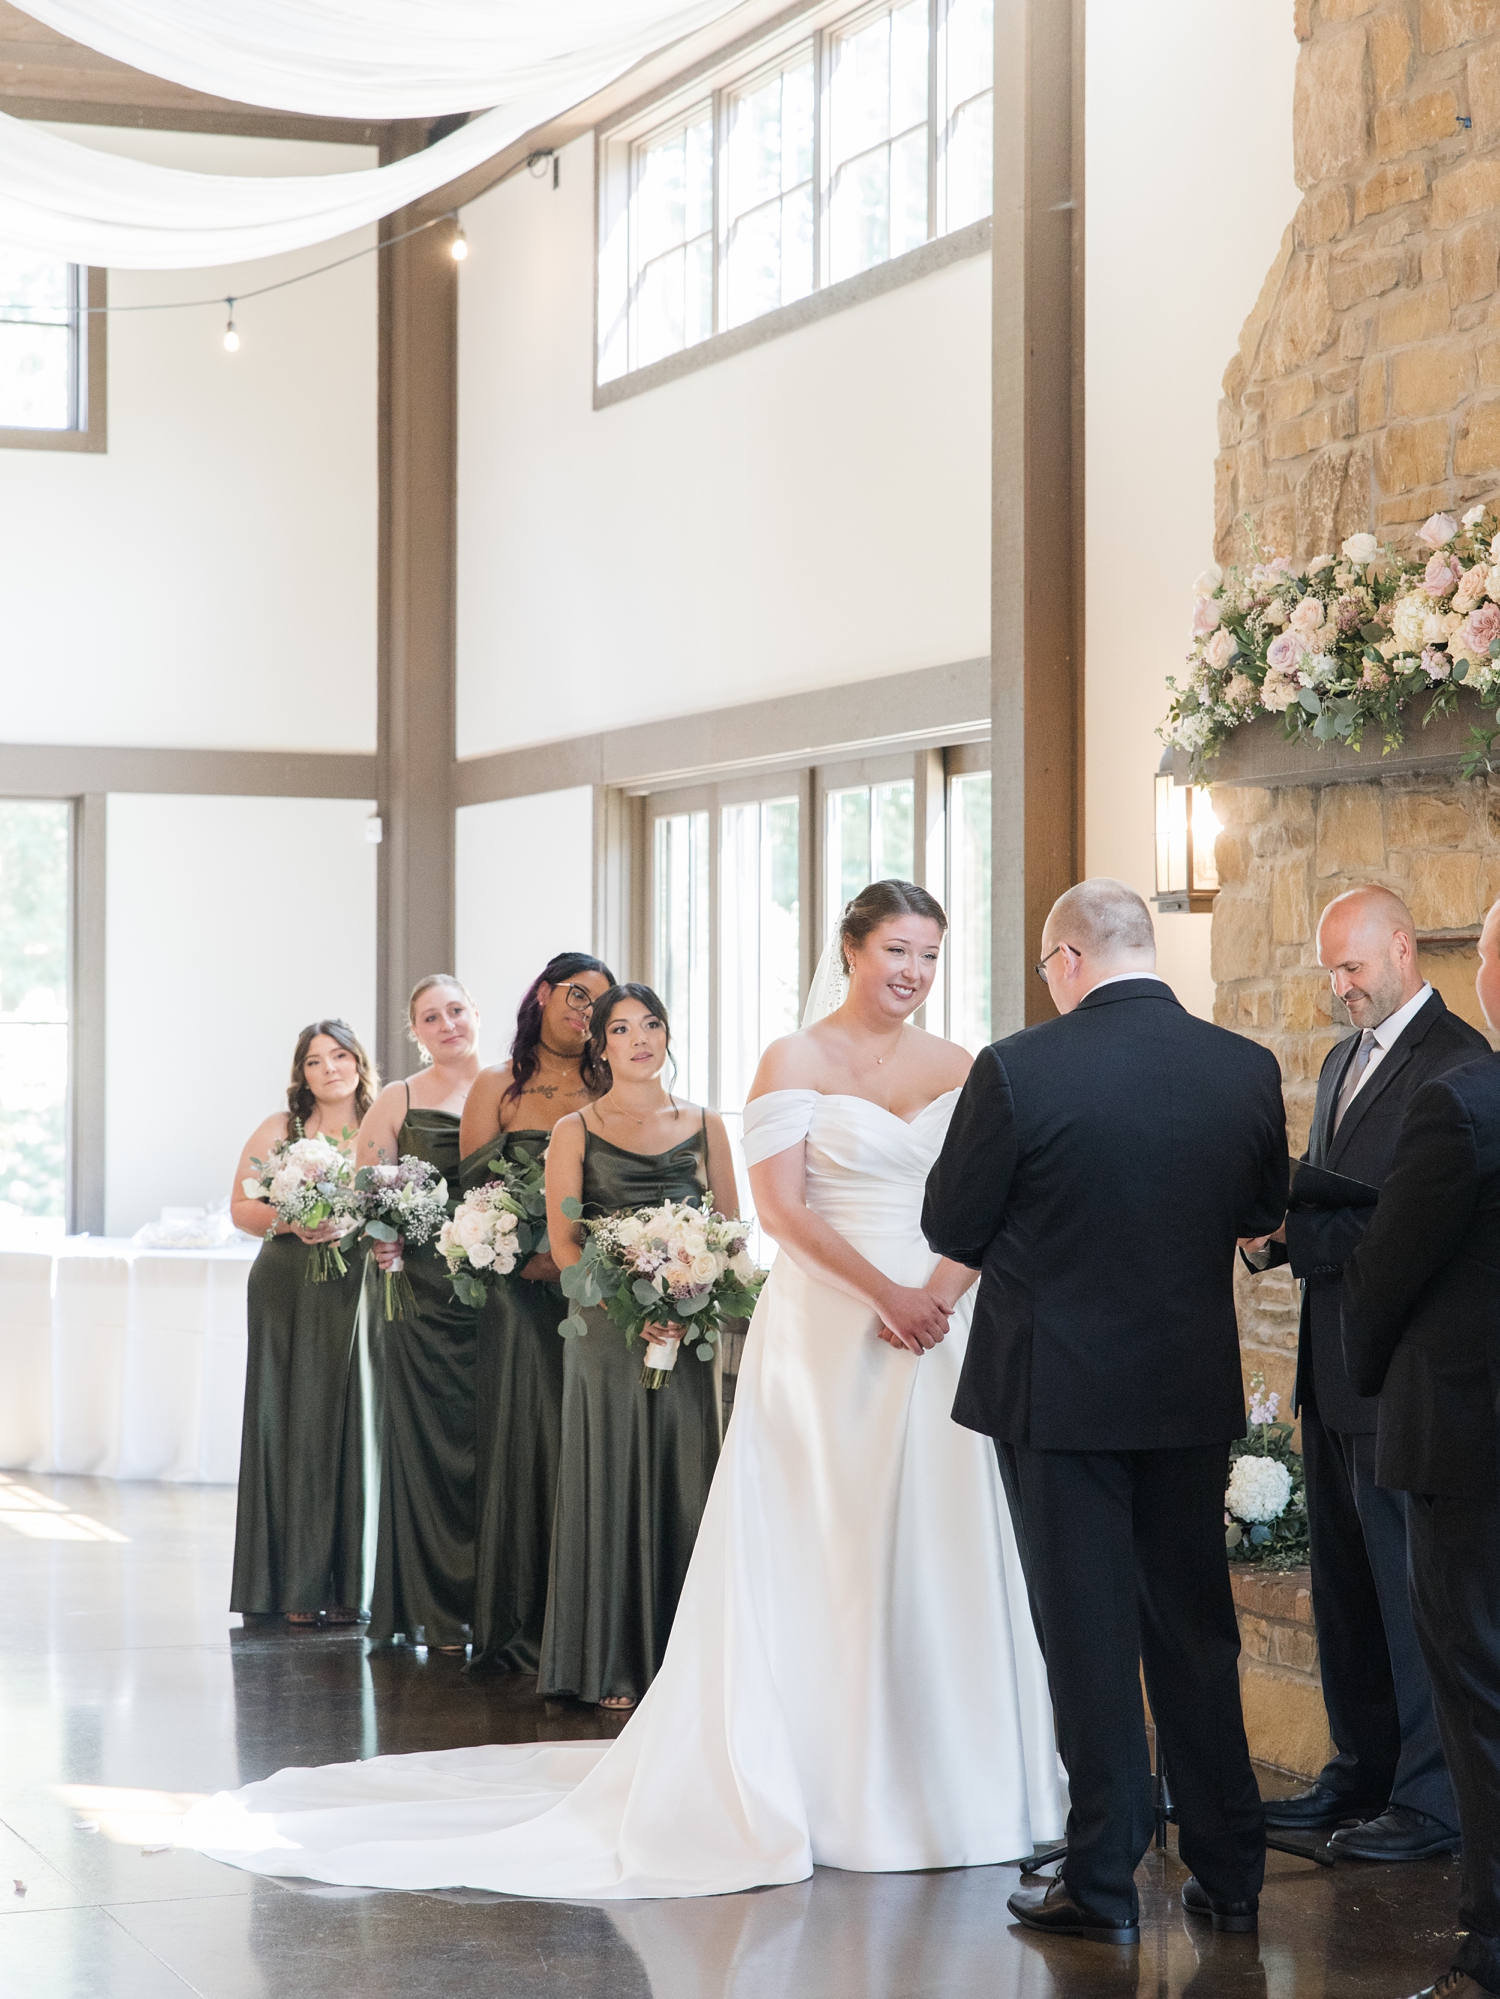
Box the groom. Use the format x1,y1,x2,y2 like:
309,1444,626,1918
923,878,1288,1945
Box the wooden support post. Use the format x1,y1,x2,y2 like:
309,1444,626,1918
991,0,1085,1033
376,125,459,1082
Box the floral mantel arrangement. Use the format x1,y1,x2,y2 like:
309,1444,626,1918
1162,506,1500,778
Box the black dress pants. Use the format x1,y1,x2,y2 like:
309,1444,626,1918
1407,1489,1500,1993
1302,1393,1456,1824
996,1441,1264,1926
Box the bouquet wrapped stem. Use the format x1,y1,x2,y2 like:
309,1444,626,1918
557,1193,763,1390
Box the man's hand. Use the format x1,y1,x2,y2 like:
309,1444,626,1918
1238,1221,1288,1253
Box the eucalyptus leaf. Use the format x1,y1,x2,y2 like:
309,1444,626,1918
363,1219,398,1242
696,1343,714,1362
1455,659,1471,681
560,1195,583,1220
677,1291,712,1315
632,1278,660,1307
1297,687,1321,714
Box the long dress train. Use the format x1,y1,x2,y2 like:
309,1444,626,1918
185,1089,1064,1897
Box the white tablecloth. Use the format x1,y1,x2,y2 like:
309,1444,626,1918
0,1238,258,1484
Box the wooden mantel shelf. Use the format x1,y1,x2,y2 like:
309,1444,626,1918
1167,689,1499,790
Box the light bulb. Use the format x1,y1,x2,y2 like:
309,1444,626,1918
450,227,468,262
223,323,240,352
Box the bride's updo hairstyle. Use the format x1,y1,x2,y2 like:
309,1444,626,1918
838,880,948,973
406,974,478,1064
504,951,615,1105
580,983,673,1096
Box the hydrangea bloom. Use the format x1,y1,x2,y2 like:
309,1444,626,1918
1226,1455,1292,1525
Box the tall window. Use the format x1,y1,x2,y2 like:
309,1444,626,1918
824,779,915,919
0,801,70,1238
652,809,710,1105
720,797,802,1106
0,252,84,432
599,0,996,382
946,766,991,1050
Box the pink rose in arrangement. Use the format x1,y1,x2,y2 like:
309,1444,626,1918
1191,595,1221,636
1204,627,1238,669
1423,550,1464,597
1260,667,1300,711
1455,562,1490,613
1288,597,1324,634
1224,673,1258,708
1418,512,1460,549
1266,629,1309,670
1460,600,1500,659
1420,646,1453,680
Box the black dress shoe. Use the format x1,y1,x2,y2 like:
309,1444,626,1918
1262,1781,1376,1830
1329,1805,1461,1862
1007,1877,1139,1946
1405,1972,1500,1999
1181,1877,1258,1933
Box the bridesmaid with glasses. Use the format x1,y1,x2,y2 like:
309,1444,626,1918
458,952,614,1675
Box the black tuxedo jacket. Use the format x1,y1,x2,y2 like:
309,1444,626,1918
1342,1051,1500,1498
1268,991,1488,1434
922,979,1287,1451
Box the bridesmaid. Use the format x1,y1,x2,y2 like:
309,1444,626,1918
229,1019,377,1627
541,984,738,1709
457,951,615,1675
358,975,482,1652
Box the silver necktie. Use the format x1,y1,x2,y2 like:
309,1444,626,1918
1332,1028,1378,1134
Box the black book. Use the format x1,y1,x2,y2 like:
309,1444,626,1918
1289,1161,1380,1210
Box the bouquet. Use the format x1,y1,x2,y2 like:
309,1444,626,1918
557,1193,763,1388
1224,1373,1309,1572
241,1128,358,1282
351,1155,449,1321
1161,507,1500,778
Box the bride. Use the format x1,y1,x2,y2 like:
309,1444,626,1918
182,878,1064,1897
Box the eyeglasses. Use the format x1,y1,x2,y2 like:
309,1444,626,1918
563,983,599,1011
1033,944,1073,984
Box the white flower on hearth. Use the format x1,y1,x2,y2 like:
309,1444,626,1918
1204,627,1238,670
1418,511,1460,549
1465,505,1489,528
1424,609,1461,644
730,1249,756,1282
1173,713,1212,751
1342,532,1379,563
1263,598,1288,626
1225,1454,1292,1524
1260,667,1300,712
1456,563,1491,613
1193,565,1223,596
1191,596,1221,636
1307,553,1335,573
1288,596,1323,634
1391,591,1432,650
1303,652,1337,686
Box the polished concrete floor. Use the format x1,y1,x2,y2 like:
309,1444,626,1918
0,1471,1469,1998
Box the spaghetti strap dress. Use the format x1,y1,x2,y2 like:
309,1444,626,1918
537,1110,722,1706
458,1128,567,1675
366,1084,478,1649
230,1218,366,1616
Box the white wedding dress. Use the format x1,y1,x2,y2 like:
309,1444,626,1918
182,1088,1065,1897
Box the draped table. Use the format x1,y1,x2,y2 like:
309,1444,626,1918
0,1238,258,1483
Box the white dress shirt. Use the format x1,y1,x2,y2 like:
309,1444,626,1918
1341,981,1433,1107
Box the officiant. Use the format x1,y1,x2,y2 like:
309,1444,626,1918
1240,884,1483,1861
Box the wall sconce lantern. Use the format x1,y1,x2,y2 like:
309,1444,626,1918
1154,753,1221,914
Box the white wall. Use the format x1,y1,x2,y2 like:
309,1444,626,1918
1,129,378,754
456,133,990,760
454,790,596,1063
104,793,377,1235
1086,2,1300,1016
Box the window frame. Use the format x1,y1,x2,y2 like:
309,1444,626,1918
0,267,107,455
596,0,991,399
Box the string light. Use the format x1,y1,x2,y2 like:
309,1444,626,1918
222,300,239,352
450,222,468,262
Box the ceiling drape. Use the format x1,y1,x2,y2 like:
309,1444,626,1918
0,0,744,268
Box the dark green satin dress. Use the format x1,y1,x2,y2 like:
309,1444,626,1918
459,1130,567,1675
230,1230,366,1615
366,1090,478,1648
538,1114,723,1705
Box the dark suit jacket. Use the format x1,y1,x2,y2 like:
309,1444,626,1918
922,979,1287,1451
1264,991,1489,1434
1342,1052,1500,1498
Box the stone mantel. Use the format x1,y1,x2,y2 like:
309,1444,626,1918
1168,689,1498,790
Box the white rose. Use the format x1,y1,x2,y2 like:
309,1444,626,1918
1193,565,1223,596
1307,553,1335,573
1465,505,1488,528
689,1251,719,1284
1424,610,1460,643
1288,597,1323,634
1341,532,1379,563
614,1216,646,1249
1390,592,1431,651
730,1250,756,1282
468,1242,496,1268
1204,627,1238,670
1263,598,1288,626
242,1177,265,1201
452,1207,489,1250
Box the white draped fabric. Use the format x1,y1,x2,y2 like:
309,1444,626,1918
0,0,743,267
17,1,747,119
182,1089,1063,1897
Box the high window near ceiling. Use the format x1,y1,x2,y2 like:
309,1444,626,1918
0,252,91,439
0,801,71,1240
598,0,995,383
